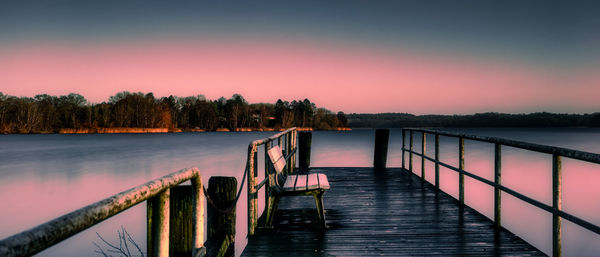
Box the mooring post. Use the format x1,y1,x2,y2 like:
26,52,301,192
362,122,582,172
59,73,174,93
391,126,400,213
169,185,196,257
494,143,502,228
421,132,426,181
374,129,390,169
552,154,562,257
147,189,170,257
207,176,237,257
299,131,312,172
247,146,257,236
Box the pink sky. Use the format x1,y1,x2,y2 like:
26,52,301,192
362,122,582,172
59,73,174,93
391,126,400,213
1,38,598,114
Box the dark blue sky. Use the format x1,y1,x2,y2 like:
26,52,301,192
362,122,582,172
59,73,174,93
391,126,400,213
2,0,599,67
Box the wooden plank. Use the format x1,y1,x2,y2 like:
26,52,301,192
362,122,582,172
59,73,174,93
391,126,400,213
294,174,308,191
317,173,330,189
242,167,544,257
267,145,286,174
307,174,319,190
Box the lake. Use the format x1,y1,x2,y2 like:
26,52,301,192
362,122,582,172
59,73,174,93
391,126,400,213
1,128,599,256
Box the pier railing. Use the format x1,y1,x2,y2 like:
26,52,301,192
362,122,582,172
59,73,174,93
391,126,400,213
246,127,297,235
401,128,600,257
0,167,206,257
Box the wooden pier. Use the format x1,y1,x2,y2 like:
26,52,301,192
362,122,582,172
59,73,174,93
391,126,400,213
241,167,544,256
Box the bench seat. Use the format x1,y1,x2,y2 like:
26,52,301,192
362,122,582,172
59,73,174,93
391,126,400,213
282,173,330,191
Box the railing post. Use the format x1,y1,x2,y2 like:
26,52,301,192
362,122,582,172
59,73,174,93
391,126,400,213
285,133,291,174
435,134,440,190
553,154,562,257
169,185,200,257
147,189,170,257
247,146,257,236
299,131,312,172
374,129,390,169
409,130,414,173
421,132,426,181
191,175,205,256
402,129,406,170
264,141,272,214
459,137,465,205
494,143,502,228
292,130,297,173
206,176,237,257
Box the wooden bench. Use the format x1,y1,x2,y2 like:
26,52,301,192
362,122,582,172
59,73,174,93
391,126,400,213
265,145,330,228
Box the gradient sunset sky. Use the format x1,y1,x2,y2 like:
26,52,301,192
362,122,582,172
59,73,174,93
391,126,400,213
1,0,599,114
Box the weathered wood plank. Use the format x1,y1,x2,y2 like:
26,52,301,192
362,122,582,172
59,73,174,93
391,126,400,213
242,167,544,257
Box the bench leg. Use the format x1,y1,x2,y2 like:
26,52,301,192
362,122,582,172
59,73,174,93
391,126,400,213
313,190,327,228
265,196,279,228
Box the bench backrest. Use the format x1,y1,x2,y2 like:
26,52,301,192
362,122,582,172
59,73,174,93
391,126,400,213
267,145,286,175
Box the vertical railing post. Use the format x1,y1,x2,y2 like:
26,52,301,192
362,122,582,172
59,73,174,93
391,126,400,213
553,154,562,257
409,130,414,173
264,141,272,213
292,130,297,173
421,132,426,181
147,189,170,257
435,134,440,190
494,143,502,228
191,175,205,256
459,137,465,205
286,133,291,174
402,129,406,170
247,146,257,236
374,129,390,169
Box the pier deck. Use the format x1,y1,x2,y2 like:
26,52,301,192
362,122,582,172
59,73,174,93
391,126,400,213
241,167,544,256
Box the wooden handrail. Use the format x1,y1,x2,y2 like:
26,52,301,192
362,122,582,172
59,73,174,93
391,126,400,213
247,127,298,236
402,128,600,257
0,167,205,257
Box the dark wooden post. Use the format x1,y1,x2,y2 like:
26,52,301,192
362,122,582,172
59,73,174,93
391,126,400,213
298,131,312,172
409,130,414,173
402,129,406,170
421,132,426,181
435,134,440,190
459,137,465,205
206,176,237,257
552,154,562,257
374,129,389,169
147,189,170,257
494,143,502,228
169,185,195,257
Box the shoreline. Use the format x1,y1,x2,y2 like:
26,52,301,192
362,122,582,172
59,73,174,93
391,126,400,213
0,127,353,134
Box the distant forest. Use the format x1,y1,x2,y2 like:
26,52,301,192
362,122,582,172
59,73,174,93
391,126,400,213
348,112,600,128
0,92,348,133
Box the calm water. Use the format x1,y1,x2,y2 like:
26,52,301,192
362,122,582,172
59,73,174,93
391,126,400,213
1,128,599,256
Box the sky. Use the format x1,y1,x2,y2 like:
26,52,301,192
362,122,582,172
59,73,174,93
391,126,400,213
0,0,599,114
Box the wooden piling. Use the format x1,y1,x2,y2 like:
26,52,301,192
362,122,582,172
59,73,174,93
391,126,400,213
207,176,237,257
147,189,170,257
169,185,194,257
298,131,312,171
374,129,389,169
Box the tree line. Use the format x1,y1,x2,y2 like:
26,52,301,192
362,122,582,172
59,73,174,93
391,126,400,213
0,92,349,133
347,112,600,128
